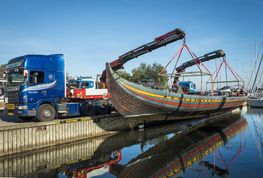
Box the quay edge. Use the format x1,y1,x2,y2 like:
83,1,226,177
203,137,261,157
0,110,239,157
0,113,139,157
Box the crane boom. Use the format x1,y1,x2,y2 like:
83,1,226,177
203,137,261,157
175,49,225,72
100,28,185,82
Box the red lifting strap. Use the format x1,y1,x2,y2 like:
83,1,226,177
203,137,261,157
162,42,212,75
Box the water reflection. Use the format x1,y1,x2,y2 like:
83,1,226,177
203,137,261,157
0,114,248,178
113,117,247,178
244,108,263,161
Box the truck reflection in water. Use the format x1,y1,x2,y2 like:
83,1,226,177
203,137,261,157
65,151,121,178
0,114,247,178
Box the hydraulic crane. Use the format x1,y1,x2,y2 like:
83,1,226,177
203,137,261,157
175,49,225,72
68,28,185,102
100,28,185,83
162,48,226,94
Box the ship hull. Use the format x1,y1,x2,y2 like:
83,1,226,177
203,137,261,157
247,98,263,108
106,63,247,118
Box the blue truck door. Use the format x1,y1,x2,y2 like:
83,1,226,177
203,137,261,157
25,70,57,104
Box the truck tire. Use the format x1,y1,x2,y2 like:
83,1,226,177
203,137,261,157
36,104,56,122
19,116,35,121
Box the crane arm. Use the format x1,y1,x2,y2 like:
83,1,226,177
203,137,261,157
100,28,185,82
175,49,225,72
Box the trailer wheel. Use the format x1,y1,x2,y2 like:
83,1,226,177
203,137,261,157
36,104,56,121
19,116,35,121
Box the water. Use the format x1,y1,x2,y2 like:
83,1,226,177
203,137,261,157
1,107,263,178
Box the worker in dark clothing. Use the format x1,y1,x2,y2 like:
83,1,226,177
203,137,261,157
171,78,183,93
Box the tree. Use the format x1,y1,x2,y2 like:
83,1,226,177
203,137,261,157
115,63,168,88
0,64,6,79
116,69,131,80
0,64,6,73
131,63,168,88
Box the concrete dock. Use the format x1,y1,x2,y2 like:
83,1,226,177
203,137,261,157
0,110,240,158
1,111,178,157
0,112,146,157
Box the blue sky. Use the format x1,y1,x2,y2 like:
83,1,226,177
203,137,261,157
0,0,262,85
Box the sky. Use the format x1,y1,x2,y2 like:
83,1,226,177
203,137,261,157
0,0,262,87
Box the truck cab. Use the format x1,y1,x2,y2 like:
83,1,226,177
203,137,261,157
67,76,108,100
179,81,196,94
5,54,66,121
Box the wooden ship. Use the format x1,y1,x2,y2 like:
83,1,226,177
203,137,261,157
101,28,247,118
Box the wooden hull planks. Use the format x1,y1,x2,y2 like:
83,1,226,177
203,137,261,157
106,63,247,118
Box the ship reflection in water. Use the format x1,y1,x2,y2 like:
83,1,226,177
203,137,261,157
2,109,263,178
109,117,247,178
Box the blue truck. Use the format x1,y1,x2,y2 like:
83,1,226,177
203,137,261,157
5,54,111,121
179,81,196,94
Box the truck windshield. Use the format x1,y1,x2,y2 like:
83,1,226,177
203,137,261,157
7,72,24,86
80,81,94,89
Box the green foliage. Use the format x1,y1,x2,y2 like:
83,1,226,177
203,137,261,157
118,63,168,88
0,64,6,73
116,69,131,80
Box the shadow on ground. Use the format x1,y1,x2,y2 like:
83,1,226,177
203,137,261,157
0,111,23,125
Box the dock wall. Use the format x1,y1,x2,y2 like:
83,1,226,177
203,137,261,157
0,111,239,158
0,135,110,177
0,113,146,157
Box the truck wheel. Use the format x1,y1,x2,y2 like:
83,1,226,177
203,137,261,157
19,116,35,121
36,104,56,122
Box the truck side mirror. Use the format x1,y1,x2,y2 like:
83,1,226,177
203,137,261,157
24,70,28,78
